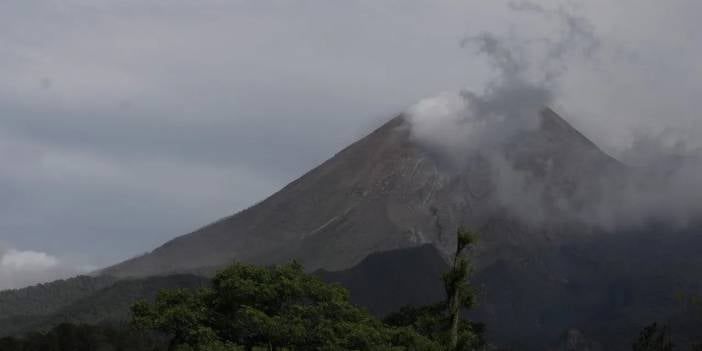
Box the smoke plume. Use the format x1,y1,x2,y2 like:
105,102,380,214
406,2,702,230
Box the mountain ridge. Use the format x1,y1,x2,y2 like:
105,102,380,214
102,107,618,278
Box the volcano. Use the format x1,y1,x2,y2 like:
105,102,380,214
102,107,621,277
88,106,702,349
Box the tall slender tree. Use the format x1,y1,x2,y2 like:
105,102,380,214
443,227,477,351
384,227,483,350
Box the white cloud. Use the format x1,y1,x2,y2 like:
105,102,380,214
0,245,79,290
1,249,59,271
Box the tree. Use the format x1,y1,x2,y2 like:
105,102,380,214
0,323,167,351
444,227,477,351
385,227,484,351
132,261,438,350
632,323,674,351
205,260,392,350
131,288,216,350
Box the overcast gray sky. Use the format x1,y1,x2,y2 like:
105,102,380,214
0,0,700,289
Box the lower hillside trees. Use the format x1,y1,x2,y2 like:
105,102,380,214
384,228,485,351
131,261,441,350
132,227,486,350
0,323,166,351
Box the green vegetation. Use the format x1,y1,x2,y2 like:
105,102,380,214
0,323,166,351
445,228,477,351
0,228,487,350
129,228,483,350
384,228,483,351
0,276,118,318
131,261,440,350
3,227,702,350
0,275,207,338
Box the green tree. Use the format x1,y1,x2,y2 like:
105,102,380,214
0,323,167,351
444,227,477,351
385,227,484,351
131,288,216,350
132,261,438,350
205,260,392,350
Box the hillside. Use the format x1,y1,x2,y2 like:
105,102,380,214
0,275,207,337
0,276,118,319
0,246,445,338
102,108,622,279
3,234,702,349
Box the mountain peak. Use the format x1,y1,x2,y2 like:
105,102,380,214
103,106,620,278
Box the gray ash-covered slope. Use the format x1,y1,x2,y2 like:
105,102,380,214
103,107,621,279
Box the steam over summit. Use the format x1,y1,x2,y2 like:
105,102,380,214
102,98,623,278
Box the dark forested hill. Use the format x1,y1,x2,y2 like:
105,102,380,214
0,246,445,337
3,236,702,349
0,276,118,318
0,275,206,337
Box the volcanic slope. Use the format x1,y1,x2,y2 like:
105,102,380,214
103,107,622,279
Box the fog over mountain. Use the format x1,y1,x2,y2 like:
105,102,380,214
0,0,701,289
0,244,80,290
406,4,702,229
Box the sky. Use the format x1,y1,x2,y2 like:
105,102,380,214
0,0,700,290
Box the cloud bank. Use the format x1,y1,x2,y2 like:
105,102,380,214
0,246,79,290
408,1,596,160
406,2,702,230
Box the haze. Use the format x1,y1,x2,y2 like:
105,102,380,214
1,0,700,290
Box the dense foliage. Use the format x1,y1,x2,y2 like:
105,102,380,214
384,303,485,351
129,228,485,351
0,323,166,351
384,228,484,351
132,261,443,350
0,276,117,318
0,275,207,337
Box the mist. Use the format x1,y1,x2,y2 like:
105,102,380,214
406,2,702,230
0,245,80,290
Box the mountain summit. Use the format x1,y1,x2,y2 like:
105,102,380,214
103,106,619,278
